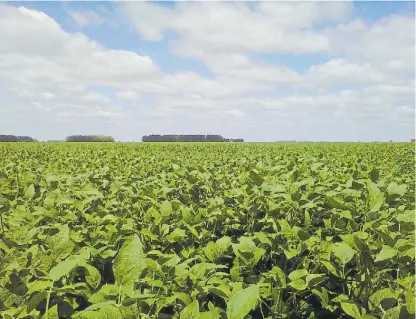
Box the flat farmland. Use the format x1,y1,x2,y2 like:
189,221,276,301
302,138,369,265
0,142,414,319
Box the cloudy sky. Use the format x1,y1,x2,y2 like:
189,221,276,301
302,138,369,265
0,1,414,142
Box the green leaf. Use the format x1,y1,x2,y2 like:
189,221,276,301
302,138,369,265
269,266,286,287
304,210,311,227
367,181,384,212
0,195,10,213
200,312,214,319
405,289,415,314
374,245,396,262
79,304,123,319
306,274,326,287
226,285,260,319
113,234,145,286
368,288,397,311
386,182,407,196
27,291,47,313
160,201,173,216
332,242,356,265
209,286,231,300
288,269,308,281
369,169,379,182
249,170,264,186
312,287,332,310
320,260,339,277
89,285,119,304
382,306,401,319
284,249,298,260
288,279,307,291
24,184,35,199
43,304,59,319
180,300,200,319
49,258,78,282
396,210,415,223
340,301,362,319
85,265,101,290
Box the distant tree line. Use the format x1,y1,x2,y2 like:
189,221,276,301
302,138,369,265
0,135,37,142
65,135,115,142
141,135,244,142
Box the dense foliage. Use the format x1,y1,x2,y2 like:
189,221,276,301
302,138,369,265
142,135,244,142
0,142,414,319
65,136,115,142
0,135,37,142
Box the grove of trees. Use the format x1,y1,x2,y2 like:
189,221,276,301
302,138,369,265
65,135,115,142
141,135,244,142
0,135,37,142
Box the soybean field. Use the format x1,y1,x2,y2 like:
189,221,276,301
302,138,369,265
0,142,414,319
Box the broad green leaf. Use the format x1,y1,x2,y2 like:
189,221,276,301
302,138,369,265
405,289,415,314
369,169,379,182
249,170,264,186
180,300,200,319
288,269,308,281
340,301,362,319
89,285,119,304
84,265,101,290
226,285,260,319
284,249,298,260
374,245,396,262
209,286,231,300
396,210,415,223
367,181,384,212
216,236,231,252
113,234,145,286
288,279,307,291
332,242,356,265
49,258,78,282
160,201,173,216
306,274,326,286
386,182,407,196
320,259,339,277
24,184,35,199
368,288,397,311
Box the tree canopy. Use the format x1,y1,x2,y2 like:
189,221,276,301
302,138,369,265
141,135,244,142
65,135,115,142
0,135,37,142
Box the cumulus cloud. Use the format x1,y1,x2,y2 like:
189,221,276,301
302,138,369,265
0,2,414,141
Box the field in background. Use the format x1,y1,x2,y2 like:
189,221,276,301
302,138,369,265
0,142,414,318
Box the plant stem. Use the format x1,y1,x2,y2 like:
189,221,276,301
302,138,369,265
15,171,20,200
45,281,54,319
0,216,4,233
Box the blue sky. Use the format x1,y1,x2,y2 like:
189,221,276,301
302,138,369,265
0,1,414,141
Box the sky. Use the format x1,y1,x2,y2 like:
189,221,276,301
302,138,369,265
0,1,415,142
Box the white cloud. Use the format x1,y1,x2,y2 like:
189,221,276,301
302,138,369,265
227,110,245,117
67,10,103,27
0,2,414,141
120,2,346,54
116,90,141,101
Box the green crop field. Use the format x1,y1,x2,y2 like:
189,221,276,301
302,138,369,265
0,142,414,319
